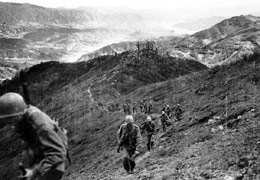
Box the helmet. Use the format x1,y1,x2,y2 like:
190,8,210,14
147,116,152,121
0,93,27,119
125,115,134,123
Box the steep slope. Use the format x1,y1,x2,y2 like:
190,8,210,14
1,49,260,179
65,46,260,180
0,50,208,180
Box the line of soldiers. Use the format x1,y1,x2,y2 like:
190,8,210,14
107,102,120,112
139,100,153,114
91,100,154,115
121,101,153,115
0,91,184,179
117,104,183,174
160,104,183,131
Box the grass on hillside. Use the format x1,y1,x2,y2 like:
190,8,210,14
1,49,260,180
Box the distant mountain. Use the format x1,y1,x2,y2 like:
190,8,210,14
172,16,226,34
0,2,176,80
0,3,157,28
80,15,260,67
192,15,257,40
187,15,260,66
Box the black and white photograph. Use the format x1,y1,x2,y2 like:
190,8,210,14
0,0,260,179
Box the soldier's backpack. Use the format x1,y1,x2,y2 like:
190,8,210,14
141,121,155,133
53,120,71,166
119,123,138,148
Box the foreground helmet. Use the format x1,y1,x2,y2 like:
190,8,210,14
0,93,27,119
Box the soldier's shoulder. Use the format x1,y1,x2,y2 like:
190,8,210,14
133,124,141,130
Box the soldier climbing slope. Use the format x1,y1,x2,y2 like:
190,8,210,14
0,92,68,180
140,116,155,152
165,104,171,117
117,115,142,174
160,111,172,132
175,104,183,121
132,102,137,115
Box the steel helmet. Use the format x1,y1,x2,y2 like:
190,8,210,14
125,115,134,123
0,93,27,119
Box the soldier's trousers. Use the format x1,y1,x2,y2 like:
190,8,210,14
36,169,63,180
146,134,153,151
122,147,136,173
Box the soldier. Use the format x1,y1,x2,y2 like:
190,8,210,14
161,104,166,113
144,101,148,114
132,102,137,115
122,103,127,114
147,101,153,114
165,105,171,117
115,102,120,111
140,116,155,151
175,104,183,121
160,111,171,132
0,92,68,180
139,101,144,113
126,103,131,115
117,115,142,174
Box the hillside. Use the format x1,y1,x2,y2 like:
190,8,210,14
0,50,207,180
1,47,260,180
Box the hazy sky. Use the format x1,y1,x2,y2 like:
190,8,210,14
1,0,260,19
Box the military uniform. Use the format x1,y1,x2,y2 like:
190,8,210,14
117,122,142,173
21,105,67,180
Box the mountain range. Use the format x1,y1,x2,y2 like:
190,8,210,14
0,2,259,81
81,14,260,67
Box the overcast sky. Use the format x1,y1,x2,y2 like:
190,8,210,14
1,0,260,20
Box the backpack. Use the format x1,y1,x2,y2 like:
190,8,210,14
53,123,71,166
144,121,155,133
24,107,71,166
119,123,138,148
